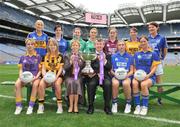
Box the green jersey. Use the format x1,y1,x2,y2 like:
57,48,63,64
68,38,86,53
84,39,96,53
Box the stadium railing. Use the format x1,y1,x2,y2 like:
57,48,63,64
149,83,180,104
1,81,180,104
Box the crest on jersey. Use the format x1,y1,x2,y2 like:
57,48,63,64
137,55,142,59
23,59,27,63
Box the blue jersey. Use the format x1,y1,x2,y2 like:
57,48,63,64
27,31,48,56
111,52,133,72
148,34,168,60
134,50,160,78
56,37,68,55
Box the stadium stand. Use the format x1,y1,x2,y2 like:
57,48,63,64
0,1,180,65
0,43,25,64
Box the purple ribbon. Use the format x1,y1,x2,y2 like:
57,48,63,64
99,52,104,85
74,54,79,80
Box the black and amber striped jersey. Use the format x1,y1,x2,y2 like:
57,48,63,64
42,53,64,74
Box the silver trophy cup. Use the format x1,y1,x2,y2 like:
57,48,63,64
82,53,96,74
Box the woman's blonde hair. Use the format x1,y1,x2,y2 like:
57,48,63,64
71,39,80,47
47,38,59,58
90,27,98,34
25,38,35,44
35,20,44,27
139,35,148,41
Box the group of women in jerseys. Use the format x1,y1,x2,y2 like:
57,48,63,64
14,20,168,116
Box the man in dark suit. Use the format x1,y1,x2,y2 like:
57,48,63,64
86,38,112,115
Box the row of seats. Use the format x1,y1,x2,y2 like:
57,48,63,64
0,43,179,65
1,3,180,39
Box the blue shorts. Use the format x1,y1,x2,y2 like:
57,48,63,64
150,76,156,85
113,77,131,86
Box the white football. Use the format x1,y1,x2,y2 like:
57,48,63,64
115,68,128,80
134,69,147,81
44,72,56,84
20,71,33,83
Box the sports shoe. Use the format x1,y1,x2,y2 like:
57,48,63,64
134,105,141,115
111,103,118,113
140,106,148,116
124,104,131,114
14,106,22,115
56,105,63,114
37,104,44,114
26,106,33,115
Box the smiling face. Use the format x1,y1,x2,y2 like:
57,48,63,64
95,39,104,52
26,39,35,52
148,24,158,35
130,29,138,39
140,36,149,51
71,40,80,53
47,38,58,54
89,28,98,40
109,28,117,40
35,20,44,31
73,28,81,39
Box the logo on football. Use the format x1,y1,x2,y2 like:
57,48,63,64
20,71,33,83
134,69,147,81
115,68,128,80
44,72,56,84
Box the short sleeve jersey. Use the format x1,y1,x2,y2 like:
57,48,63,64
126,41,141,56
134,50,160,78
148,34,168,60
27,31,48,56
84,39,96,53
42,53,64,74
56,37,68,55
18,52,41,76
104,39,118,55
69,38,86,53
111,52,133,72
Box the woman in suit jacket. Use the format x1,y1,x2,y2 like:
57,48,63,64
64,40,85,113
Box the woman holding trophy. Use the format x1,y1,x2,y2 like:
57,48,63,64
86,38,112,115
64,40,85,113
81,28,98,106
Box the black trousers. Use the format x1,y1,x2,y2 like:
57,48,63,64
81,75,91,106
87,75,112,108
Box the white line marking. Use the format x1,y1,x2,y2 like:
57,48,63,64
0,94,180,124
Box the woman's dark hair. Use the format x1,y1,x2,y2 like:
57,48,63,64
148,22,159,28
130,27,138,33
54,23,62,31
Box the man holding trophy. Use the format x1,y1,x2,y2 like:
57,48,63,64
86,38,112,115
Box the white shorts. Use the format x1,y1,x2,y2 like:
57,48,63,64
155,62,164,76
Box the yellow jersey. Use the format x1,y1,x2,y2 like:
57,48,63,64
126,41,141,56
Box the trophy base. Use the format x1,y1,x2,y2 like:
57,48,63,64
82,61,94,74
82,68,94,74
